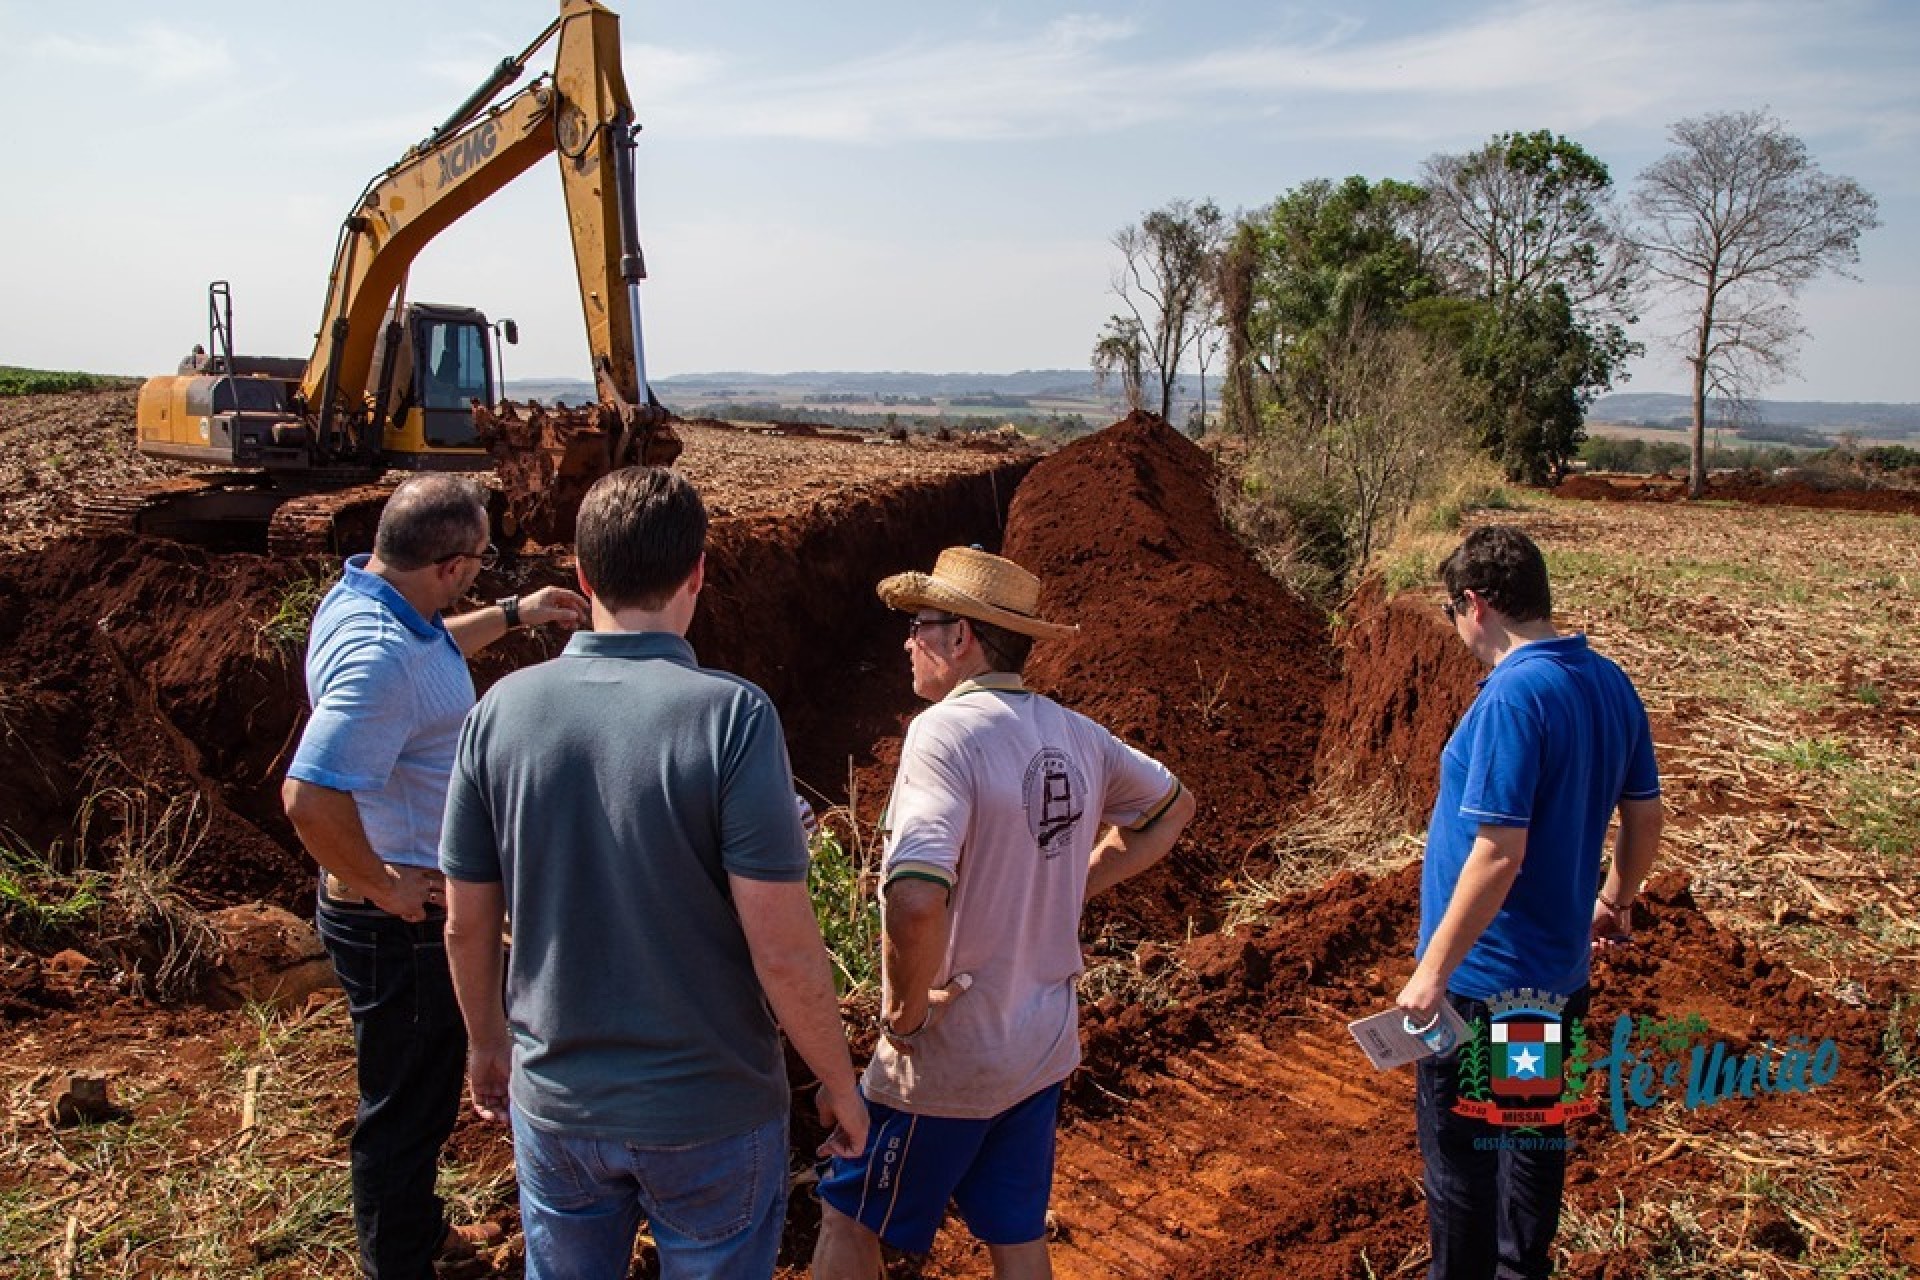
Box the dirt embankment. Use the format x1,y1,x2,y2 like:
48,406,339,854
1313,579,1482,823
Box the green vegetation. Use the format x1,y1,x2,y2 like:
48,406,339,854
1763,737,1854,772
807,823,880,995
1842,768,1920,870
1884,995,1920,1081
257,574,333,653
0,838,103,944
0,365,137,396
1421,477,1525,533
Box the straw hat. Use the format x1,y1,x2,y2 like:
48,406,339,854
877,547,1078,641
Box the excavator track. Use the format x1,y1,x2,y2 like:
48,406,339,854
74,471,400,558
266,480,402,558
73,472,280,549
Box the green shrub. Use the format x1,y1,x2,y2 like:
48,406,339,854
808,825,880,995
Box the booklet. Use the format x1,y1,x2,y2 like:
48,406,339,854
1347,1001,1472,1071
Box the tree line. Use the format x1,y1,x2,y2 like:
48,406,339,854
1094,109,1879,504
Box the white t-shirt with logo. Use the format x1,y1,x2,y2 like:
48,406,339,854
863,675,1177,1119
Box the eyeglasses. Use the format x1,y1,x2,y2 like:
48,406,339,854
908,614,964,639
439,543,499,569
1440,594,1469,623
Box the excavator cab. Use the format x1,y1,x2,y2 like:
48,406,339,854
381,303,496,460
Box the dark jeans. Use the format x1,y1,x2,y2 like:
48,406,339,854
317,893,468,1280
1415,986,1591,1280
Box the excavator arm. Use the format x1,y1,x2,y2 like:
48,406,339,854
302,0,665,478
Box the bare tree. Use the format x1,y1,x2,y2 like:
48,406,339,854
1422,130,1640,317
1632,110,1880,496
1104,199,1227,423
1317,323,1472,566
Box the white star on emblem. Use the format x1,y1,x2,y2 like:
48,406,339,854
1511,1046,1542,1078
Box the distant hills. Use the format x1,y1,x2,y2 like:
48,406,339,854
509,369,1117,404
657,369,1111,398
1589,392,1920,438
503,374,1917,440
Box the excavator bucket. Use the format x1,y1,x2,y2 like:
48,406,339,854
474,399,683,547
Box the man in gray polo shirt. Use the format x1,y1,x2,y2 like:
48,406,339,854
441,466,867,1280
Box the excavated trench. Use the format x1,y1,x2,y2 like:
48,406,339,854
4,409,1915,1276
0,454,1036,912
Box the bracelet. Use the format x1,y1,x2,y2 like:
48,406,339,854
1599,892,1625,911
879,1013,928,1043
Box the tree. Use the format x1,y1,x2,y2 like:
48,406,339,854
1420,131,1642,481
1632,110,1880,496
1422,130,1639,317
1102,199,1227,424
1090,314,1147,411
1227,177,1435,438
1454,289,1630,484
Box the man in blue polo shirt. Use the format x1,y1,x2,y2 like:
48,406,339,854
1397,525,1662,1280
282,474,586,1280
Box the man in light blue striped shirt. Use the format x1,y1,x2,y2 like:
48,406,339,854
283,474,585,1280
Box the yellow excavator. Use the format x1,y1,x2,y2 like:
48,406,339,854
112,0,679,554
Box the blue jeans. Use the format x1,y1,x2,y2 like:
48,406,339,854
316,895,467,1280
510,1108,789,1280
1415,986,1591,1280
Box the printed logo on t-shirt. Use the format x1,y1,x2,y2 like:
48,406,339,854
1023,747,1085,858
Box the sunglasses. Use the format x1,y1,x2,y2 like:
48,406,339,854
438,543,499,569
908,614,964,639
1440,594,1470,623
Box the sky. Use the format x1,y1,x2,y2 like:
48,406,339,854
1,0,1915,402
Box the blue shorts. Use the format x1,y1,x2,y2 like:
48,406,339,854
817,1082,1062,1254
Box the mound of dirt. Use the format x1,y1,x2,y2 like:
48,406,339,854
1001,411,1335,937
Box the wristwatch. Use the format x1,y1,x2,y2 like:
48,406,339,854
496,595,522,628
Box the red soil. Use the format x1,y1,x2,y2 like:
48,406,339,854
1556,471,1920,514
1314,580,1482,823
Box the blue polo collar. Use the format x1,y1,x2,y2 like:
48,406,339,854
562,630,698,666
340,554,448,640
1479,633,1589,686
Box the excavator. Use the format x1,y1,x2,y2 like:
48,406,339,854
104,0,680,555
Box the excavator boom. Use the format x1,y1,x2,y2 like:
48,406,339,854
120,0,680,554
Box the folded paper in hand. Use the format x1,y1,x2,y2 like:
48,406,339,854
1346,1001,1471,1071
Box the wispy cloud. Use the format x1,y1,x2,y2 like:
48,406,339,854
635,0,1915,149
32,24,231,87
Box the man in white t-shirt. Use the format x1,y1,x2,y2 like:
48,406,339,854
813,547,1197,1280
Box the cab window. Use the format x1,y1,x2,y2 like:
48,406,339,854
420,323,490,410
